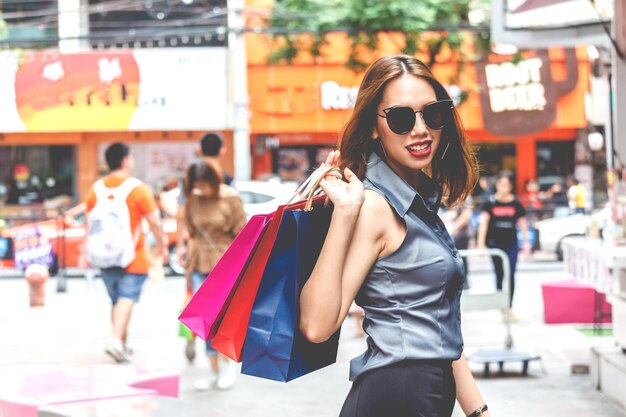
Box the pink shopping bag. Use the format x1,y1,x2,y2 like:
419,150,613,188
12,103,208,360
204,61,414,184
178,213,273,340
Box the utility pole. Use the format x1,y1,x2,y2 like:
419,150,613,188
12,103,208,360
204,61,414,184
228,0,251,181
58,0,89,53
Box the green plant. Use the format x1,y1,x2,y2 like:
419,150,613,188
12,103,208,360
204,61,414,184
266,0,491,69
265,0,492,105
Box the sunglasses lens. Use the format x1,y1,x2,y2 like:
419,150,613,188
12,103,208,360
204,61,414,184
386,107,415,134
423,101,452,130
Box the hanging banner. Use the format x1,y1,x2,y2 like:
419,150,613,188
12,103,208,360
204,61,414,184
0,48,228,132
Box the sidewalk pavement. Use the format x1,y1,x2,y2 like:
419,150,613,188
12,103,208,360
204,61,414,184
0,258,624,417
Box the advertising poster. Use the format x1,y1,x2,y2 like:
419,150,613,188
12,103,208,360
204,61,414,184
13,227,54,271
0,48,228,132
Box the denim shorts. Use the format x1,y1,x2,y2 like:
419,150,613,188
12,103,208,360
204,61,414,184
101,268,147,305
191,270,218,357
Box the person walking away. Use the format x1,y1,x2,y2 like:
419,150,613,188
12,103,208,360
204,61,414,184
299,55,491,417
566,176,587,215
175,132,234,362
444,198,474,289
545,182,569,217
475,175,492,207
476,171,531,320
85,143,166,363
184,161,247,391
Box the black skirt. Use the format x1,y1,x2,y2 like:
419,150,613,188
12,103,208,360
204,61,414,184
339,360,456,417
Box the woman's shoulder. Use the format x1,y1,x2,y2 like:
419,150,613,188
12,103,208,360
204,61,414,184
361,189,396,221
218,184,240,199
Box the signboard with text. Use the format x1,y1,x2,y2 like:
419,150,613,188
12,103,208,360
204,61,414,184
0,48,229,133
476,48,579,136
13,227,54,271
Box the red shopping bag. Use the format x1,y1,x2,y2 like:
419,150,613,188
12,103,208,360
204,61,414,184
210,196,326,362
178,213,273,341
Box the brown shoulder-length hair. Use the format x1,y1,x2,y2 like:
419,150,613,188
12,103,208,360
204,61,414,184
338,54,478,207
185,161,223,197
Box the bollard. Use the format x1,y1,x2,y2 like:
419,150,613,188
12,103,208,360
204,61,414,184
24,264,49,307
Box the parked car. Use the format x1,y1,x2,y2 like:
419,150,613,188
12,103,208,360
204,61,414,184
534,207,610,260
236,179,298,218
0,204,179,274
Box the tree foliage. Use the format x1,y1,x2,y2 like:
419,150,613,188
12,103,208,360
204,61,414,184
266,0,491,71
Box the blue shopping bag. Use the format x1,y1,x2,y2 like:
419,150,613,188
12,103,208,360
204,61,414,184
240,203,341,382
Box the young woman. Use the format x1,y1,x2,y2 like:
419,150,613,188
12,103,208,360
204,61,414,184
184,161,247,390
477,171,531,316
300,55,490,417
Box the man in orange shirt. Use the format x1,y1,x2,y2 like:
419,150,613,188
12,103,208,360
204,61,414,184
85,143,166,363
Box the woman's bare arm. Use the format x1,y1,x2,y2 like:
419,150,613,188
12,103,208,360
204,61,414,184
299,178,390,343
476,211,490,248
453,354,491,416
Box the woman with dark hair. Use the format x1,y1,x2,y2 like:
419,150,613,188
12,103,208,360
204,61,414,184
183,161,247,391
299,55,490,417
477,171,531,318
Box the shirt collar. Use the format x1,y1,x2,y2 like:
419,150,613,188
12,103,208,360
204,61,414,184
364,152,442,215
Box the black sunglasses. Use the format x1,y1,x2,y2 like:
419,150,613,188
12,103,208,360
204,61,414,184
377,100,454,135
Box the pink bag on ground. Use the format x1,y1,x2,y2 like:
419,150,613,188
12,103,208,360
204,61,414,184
178,213,273,340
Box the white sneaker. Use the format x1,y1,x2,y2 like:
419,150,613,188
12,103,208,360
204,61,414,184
124,344,134,358
194,372,218,391
216,361,237,390
105,338,129,363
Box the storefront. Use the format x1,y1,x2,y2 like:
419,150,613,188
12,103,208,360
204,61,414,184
246,33,590,204
0,48,234,211
0,145,75,206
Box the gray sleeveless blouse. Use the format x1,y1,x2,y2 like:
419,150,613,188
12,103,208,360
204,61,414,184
349,152,465,381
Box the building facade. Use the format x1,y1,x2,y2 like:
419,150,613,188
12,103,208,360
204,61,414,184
245,31,590,200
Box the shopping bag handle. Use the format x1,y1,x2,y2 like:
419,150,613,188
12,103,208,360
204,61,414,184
304,166,341,211
287,165,340,206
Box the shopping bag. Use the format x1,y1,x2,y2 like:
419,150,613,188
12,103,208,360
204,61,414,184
178,213,273,341
240,202,341,382
210,167,339,362
210,201,296,361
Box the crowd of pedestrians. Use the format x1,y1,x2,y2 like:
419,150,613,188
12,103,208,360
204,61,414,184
83,133,246,392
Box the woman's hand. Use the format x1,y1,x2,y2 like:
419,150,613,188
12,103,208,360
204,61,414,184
322,149,340,167
320,167,364,214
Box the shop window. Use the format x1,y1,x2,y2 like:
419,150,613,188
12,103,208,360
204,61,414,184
272,146,335,184
1,0,58,49
88,0,228,49
474,143,516,181
0,145,76,207
536,141,575,192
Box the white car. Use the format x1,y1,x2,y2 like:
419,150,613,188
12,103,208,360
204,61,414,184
535,207,610,260
163,178,298,275
236,179,299,218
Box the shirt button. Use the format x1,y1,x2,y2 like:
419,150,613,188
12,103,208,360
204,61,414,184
453,251,460,259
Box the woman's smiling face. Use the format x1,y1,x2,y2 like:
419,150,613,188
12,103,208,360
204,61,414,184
374,74,442,187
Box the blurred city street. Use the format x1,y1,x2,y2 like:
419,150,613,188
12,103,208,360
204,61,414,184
1,256,623,417
2,0,626,415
